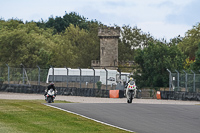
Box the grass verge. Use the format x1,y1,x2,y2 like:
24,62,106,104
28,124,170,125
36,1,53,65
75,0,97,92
0,99,129,133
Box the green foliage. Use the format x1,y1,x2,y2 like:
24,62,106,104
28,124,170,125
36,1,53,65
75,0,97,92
134,42,185,88
178,23,200,59
118,25,156,73
37,12,97,34
191,42,200,70
0,20,53,67
49,24,99,68
0,13,100,68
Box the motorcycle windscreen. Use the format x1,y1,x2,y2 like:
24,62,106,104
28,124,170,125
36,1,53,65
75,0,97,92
129,81,135,85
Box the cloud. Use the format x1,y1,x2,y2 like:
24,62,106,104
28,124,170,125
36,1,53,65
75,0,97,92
166,0,200,25
0,0,198,40
137,21,191,40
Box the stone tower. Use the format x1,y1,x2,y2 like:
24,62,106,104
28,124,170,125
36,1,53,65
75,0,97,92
91,27,120,69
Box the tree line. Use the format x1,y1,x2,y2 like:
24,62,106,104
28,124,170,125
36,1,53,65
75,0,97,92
0,12,200,88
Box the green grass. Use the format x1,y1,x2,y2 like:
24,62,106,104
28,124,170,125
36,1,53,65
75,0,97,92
0,99,129,133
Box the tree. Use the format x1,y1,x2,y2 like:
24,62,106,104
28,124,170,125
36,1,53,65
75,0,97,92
119,25,155,62
191,42,200,70
64,24,99,68
134,42,185,88
0,20,53,67
49,34,77,67
37,12,91,34
178,23,200,59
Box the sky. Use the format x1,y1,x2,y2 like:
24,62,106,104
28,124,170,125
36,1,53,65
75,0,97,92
0,0,200,41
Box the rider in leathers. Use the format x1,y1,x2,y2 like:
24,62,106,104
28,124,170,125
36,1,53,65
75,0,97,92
126,77,137,98
44,82,57,96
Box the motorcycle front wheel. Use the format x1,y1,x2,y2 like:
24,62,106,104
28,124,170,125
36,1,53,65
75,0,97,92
127,91,133,103
47,97,52,103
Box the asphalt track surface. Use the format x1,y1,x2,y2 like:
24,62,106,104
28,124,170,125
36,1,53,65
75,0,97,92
48,103,200,133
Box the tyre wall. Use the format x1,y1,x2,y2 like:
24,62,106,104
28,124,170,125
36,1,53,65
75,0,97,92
0,84,109,98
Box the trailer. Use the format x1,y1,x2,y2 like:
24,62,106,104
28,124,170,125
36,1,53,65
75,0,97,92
46,68,130,85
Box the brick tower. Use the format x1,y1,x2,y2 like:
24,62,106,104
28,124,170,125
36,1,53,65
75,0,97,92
91,27,120,69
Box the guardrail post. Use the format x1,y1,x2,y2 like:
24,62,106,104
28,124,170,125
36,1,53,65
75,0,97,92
5,64,10,85
175,69,179,91
104,68,108,91
191,70,195,92
20,63,25,84
183,70,187,92
117,68,121,80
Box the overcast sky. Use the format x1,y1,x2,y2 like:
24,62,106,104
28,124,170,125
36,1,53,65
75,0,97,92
0,0,200,41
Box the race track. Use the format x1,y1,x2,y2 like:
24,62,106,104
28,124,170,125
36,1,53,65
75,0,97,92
48,103,200,133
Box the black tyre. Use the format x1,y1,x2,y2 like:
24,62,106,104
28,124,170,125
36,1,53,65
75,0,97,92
47,97,52,103
129,92,133,103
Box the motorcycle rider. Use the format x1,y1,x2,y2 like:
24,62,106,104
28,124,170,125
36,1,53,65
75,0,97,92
44,82,57,97
126,77,137,98
128,77,134,83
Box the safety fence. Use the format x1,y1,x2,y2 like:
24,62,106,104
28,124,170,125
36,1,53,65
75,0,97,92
167,69,200,93
0,66,128,90
1,66,157,98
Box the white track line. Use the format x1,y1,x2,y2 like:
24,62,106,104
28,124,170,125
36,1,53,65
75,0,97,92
45,104,134,133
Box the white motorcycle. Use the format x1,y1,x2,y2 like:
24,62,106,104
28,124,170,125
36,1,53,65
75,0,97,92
45,89,56,103
126,80,137,103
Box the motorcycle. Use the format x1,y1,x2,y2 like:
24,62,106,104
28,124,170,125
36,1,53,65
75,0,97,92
45,88,56,103
126,80,137,103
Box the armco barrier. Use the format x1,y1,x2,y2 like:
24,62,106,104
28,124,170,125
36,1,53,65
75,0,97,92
0,84,110,97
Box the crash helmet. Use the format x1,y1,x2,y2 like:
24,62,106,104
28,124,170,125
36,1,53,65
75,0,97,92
130,77,133,81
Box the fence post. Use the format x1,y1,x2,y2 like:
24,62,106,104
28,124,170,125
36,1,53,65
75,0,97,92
37,65,40,85
104,68,108,91
117,68,121,80
20,63,25,84
166,69,172,91
5,64,10,85
79,67,81,89
183,70,187,92
92,67,95,89
191,70,195,92
175,69,179,91
50,66,54,82
65,67,69,88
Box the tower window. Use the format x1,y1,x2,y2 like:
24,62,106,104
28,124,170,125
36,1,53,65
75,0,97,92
101,47,105,55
